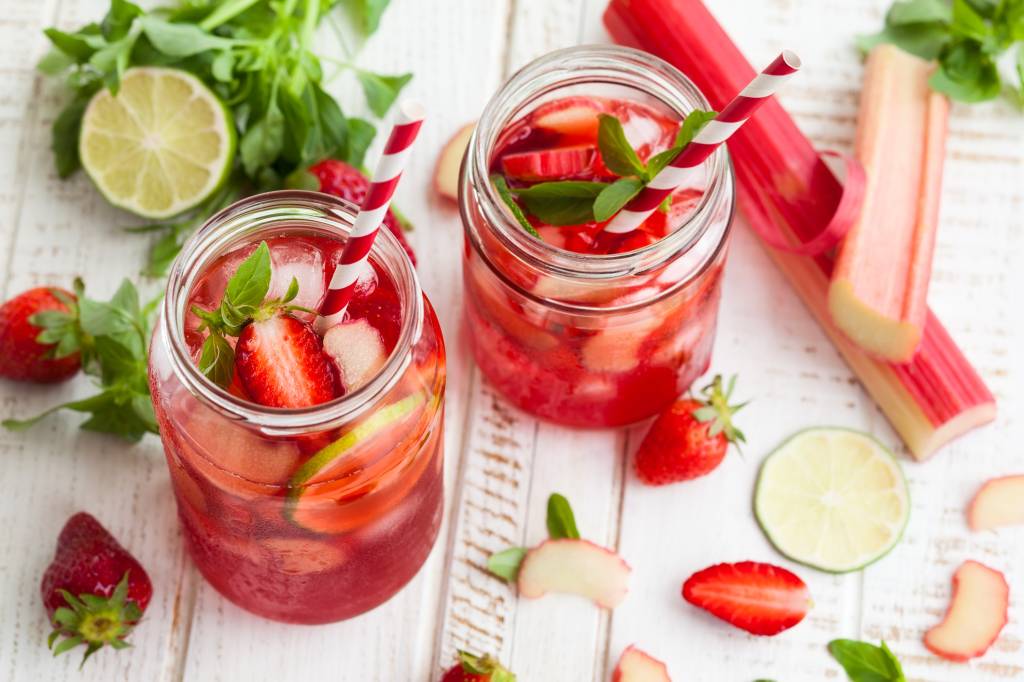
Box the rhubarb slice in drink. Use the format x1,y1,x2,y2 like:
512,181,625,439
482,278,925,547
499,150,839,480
829,45,948,363
604,0,996,459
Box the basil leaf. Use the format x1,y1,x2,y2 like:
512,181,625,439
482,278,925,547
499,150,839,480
241,103,285,177
343,0,392,36
646,109,717,179
198,333,235,388
931,41,1001,101
491,175,540,237
51,91,94,178
593,177,644,222
43,28,98,61
950,0,994,41
139,16,236,57
225,241,272,311
515,181,607,226
887,0,952,25
597,114,647,178
102,0,144,41
344,117,376,168
857,23,951,59
355,70,412,118
487,547,527,582
828,639,906,682
546,493,580,539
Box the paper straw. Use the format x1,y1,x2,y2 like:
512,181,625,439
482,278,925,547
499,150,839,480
317,101,425,332
603,50,801,234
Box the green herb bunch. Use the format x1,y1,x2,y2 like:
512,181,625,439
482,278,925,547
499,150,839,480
861,0,1024,103
40,0,408,273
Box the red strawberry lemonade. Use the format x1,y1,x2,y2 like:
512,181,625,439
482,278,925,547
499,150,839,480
149,192,445,624
460,46,734,426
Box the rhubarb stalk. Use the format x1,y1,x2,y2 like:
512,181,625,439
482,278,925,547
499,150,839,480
604,0,996,459
829,45,949,363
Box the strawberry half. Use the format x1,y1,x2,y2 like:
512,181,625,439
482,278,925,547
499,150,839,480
442,651,516,682
634,374,746,485
41,513,152,665
501,145,597,182
682,561,810,636
0,287,81,383
309,159,416,265
235,314,339,408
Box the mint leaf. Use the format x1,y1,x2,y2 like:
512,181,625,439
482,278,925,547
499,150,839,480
139,16,237,57
646,109,717,178
888,0,952,25
546,493,580,539
858,22,951,59
487,547,527,582
951,0,993,41
225,241,272,312
931,40,1001,101
514,181,607,226
491,175,540,237
355,70,412,118
198,333,235,388
828,639,906,682
593,178,643,222
342,0,392,36
597,114,646,178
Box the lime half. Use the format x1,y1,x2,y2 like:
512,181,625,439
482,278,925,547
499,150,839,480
754,428,910,573
79,67,234,219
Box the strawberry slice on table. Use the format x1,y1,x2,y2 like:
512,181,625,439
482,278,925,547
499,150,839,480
501,145,597,181
634,374,746,485
41,513,152,665
442,651,516,682
682,561,810,636
309,159,416,265
0,287,81,383
235,314,338,408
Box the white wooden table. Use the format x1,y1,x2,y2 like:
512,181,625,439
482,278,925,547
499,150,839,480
1,0,1021,680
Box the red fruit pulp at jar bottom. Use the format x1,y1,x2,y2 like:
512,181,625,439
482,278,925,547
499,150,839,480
492,95,707,256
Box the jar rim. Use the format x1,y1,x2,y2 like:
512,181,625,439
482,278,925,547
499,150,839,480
160,190,424,435
465,44,730,282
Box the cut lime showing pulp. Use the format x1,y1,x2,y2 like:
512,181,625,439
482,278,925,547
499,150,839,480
79,67,234,219
754,428,909,573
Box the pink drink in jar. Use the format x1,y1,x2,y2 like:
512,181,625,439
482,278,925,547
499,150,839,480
149,192,445,624
460,46,734,426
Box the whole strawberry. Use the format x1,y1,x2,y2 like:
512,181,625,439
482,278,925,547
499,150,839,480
0,287,81,382
442,651,516,682
309,159,417,265
634,374,746,485
41,513,152,665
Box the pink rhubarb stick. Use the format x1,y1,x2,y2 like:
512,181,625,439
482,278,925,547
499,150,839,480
604,0,995,459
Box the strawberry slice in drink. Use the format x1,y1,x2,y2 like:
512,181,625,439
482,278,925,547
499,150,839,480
502,145,597,182
235,314,339,408
530,96,608,142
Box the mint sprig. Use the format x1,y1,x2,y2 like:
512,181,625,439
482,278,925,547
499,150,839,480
191,241,311,388
3,279,159,441
498,109,716,229
487,492,581,582
828,639,906,682
860,0,1024,103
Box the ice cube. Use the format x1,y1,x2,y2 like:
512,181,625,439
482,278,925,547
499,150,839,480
268,238,327,316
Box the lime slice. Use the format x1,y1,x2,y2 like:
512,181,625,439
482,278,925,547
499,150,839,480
79,67,234,219
754,427,910,573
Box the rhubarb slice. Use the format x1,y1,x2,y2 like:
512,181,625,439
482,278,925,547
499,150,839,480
613,646,671,682
828,45,948,362
435,123,474,201
517,538,631,608
501,146,597,181
968,475,1024,531
604,0,996,459
924,560,1009,662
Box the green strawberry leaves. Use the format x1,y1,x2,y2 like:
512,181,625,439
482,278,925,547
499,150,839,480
4,279,158,441
49,572,142,668
861,0,1024,103
828,639,906,682
692,374,748,446
497,109,715,229
487,493,581,582
457,651,517,682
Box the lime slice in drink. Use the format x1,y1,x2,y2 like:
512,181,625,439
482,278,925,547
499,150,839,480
79,67,234,219
754,427,910,573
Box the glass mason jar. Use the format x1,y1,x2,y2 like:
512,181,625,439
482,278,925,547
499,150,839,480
149,191,445,624
460,46,735,427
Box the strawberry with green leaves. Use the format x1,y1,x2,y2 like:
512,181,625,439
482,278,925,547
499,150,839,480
634,375,747,485
192,241,339,408
41,513,152,667
0,287,82,383
442,651,516,682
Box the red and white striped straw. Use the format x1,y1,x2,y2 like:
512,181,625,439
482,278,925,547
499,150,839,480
317,101,425,332
603,50,801,234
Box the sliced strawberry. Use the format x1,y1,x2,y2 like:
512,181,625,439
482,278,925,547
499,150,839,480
235,314,339,408
501,145,597,182
682,561,810,636
531,96,607,142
